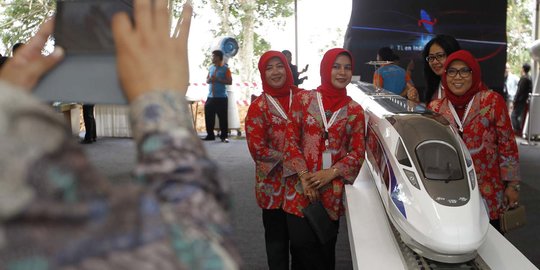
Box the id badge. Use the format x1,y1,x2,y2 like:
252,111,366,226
322,150,332,169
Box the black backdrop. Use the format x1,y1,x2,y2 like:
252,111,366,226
343,0,507,94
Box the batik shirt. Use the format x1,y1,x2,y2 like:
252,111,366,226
283,90,365,220
245,94,291,209
428,90,520,220
0,81,240,269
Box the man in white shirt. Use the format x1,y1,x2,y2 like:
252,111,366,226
505,63,520,108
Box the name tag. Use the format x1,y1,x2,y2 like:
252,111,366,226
322,150,332,169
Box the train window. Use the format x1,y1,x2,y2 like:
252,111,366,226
395,140,411,167
416,141,463,180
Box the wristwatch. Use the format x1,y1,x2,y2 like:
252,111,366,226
508,183,521,192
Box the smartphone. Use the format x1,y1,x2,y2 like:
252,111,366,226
55,0,133,53
34,0,134,104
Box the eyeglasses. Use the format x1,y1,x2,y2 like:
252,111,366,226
446,67,473,78
425,53,446,63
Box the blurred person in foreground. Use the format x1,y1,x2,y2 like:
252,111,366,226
427,50,520,232
0,1,240,269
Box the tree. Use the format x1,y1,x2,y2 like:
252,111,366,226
201,0,293,84
507,0,535,74
0,0,293,78
0,0,55,55
0,0,190,55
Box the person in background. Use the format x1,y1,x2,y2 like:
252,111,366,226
245,51,301,270
282,50,308,86
0,43,25,70
203,50,232,143
505,63,520,108
0,53,7,69
284,48,365,269
427,50,520,232
421,34,461,104
511,63,533,135
373,47,418,102
11,42,24,56
0,1,241,268
81,104,97,144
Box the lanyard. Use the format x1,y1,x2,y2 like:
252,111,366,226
316,92,341,147
265,90,293,121
448,96,475,134
437,83,443,99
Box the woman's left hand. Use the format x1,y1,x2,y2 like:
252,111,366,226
504,186,520,208
308,168,338,189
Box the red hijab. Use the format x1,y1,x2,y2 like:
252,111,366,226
317,48,353,112
258,51,298,111
442,50,488,110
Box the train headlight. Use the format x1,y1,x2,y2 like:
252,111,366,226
465,157,473,167
403,169,420,190
468,169,476,190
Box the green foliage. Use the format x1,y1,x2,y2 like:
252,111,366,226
253,32,271,58
230,30,271,69
198,0,293,80
198,0,293,35
0,0,55,55
169,0,193,18
507,0,534,74
254,0,293,20
228,0,292,32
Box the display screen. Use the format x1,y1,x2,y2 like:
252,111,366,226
344,0,507,93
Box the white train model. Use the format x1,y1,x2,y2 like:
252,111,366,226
348,81,489,263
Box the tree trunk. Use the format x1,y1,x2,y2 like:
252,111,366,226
238,0,256,83
210,0,232,35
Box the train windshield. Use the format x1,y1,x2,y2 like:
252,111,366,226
416,141,463,180
396,140,411,167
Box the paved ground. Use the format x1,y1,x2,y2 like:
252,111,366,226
505,137,540,268
82,135,540,269
199,136,353,269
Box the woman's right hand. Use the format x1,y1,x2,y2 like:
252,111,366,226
300,173,319,202
504,183,520,208
112,0,192,102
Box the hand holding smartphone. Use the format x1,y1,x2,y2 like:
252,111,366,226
34,0,134,104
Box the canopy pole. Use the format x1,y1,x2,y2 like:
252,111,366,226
294,0,298,66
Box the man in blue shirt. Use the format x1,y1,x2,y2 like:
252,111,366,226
373,47,413,96
203,50,233,142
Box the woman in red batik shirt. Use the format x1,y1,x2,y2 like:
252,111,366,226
283,48,365,270
245,51,301,269
427,50,520,232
